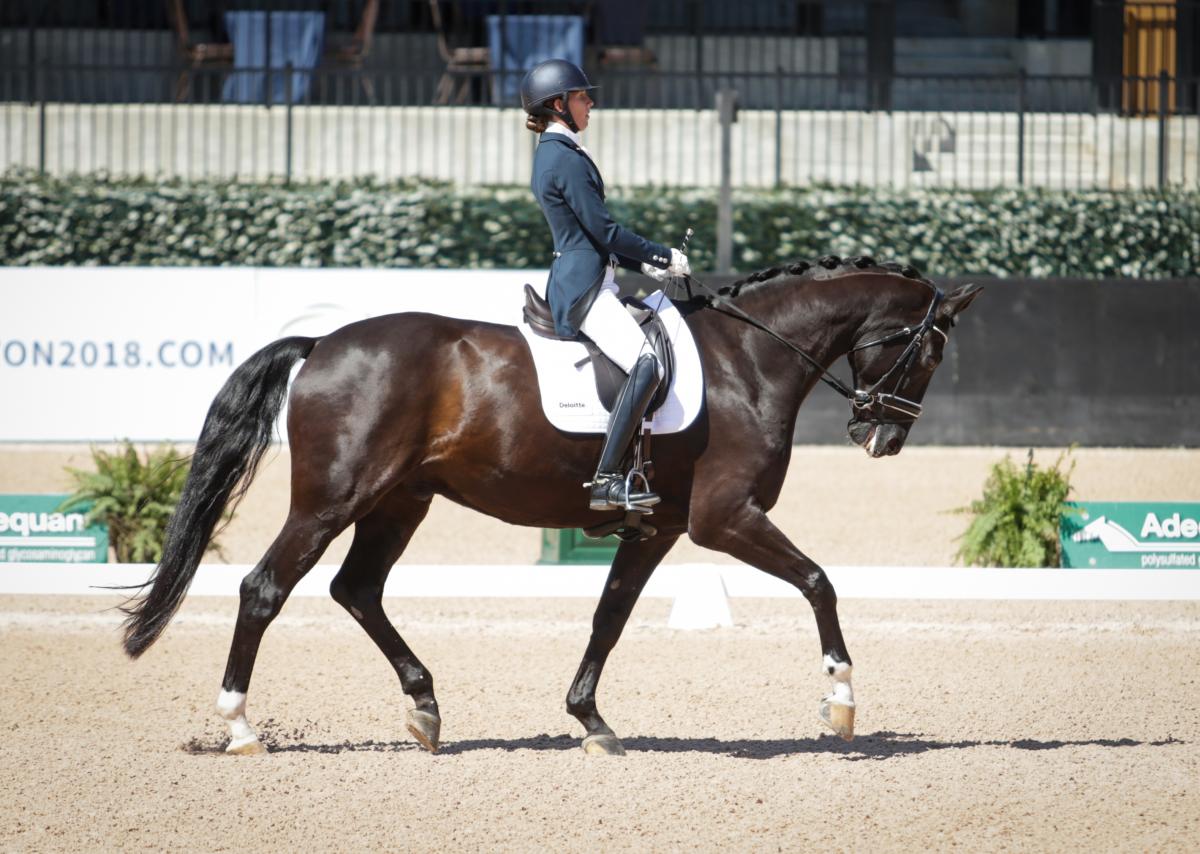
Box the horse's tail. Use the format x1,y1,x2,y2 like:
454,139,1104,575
121,336,318,659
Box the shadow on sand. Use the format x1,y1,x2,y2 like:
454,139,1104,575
182,729,1184,760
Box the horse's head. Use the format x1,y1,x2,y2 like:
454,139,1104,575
846,282,982,457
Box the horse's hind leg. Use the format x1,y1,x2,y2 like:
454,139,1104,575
566,534,679,756
217,511,346,754
328,490,442,752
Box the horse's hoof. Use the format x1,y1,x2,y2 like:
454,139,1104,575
819,698,855,742
581,733,626,756
225,734,267,755
406,708,441,753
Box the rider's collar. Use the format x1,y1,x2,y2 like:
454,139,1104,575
544,122,590,157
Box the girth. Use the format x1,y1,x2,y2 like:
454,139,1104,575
522,284,676,415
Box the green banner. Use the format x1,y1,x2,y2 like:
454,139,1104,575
539,528,620,565
1061,502,1200,569
0,494,108,563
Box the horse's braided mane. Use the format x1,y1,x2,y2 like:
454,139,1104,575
715,255,934,299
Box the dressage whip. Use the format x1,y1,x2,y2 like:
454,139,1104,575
628,227,694,365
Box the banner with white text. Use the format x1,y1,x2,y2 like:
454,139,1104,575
0,267,540,441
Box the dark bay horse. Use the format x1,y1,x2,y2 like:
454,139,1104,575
122,256,981,756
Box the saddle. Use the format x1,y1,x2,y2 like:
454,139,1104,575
521,284,676,415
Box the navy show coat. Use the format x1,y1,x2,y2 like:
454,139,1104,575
531,133,671,338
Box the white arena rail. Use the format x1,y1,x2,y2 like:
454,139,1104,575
1,563,1198,631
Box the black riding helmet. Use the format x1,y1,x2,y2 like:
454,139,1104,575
520,59,598,133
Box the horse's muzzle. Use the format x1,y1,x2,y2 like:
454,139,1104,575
847,419,909,457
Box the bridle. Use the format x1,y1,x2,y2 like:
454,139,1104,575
672,272,947,424
847,288,946,422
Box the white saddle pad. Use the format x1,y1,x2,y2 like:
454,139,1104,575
515,290,704,434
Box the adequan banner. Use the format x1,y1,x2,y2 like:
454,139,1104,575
0,494,107,563
0,267,540,441
1061,502,1200,569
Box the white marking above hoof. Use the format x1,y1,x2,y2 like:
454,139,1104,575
216,689,247,720
823,655,852,680
216,689,262,754
822,655,854,709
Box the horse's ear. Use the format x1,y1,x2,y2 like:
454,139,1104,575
939,283,983,322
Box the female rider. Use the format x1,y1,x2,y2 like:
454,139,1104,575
520,58,690,513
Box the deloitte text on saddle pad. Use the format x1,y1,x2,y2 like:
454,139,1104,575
0,495,108,563
1062,502,1200,569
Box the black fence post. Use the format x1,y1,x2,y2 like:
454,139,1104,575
264,9,273,110
1017,68,1026,185
866,0,894,111
1158,70,1170,187
27,10,46,173
693,0,703,110
774,64,783,188
37,87,46,176
716,88,738,273
26,9,36,108
1092,0,1124,113
35,62,46,175
1179,1,1199,113
499,0,508,107
285,61,294,185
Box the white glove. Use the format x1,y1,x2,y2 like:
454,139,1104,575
640,262,668,282
668,248,691,276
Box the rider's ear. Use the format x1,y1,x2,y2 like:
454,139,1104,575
938,283,983,325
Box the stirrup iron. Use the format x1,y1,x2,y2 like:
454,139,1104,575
587,471,659,512
623,468,655,512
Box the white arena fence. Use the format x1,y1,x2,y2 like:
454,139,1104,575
3,563,1198,631
2,104,1196,189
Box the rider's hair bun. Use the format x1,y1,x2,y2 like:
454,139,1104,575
526,113,549,133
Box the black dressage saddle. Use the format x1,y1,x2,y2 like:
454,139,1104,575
522,284,676,415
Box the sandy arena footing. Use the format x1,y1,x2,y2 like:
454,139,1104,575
2,445,1197,850
1,594,1198,851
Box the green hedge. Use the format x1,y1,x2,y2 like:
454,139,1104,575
2,171,1197,277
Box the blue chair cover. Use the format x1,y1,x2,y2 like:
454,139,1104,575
222,11,326,104
486,14,585,106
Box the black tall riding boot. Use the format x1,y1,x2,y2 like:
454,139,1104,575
589,353,661,511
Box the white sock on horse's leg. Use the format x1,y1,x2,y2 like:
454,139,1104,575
819,654,856,740
823,654,854,706
217,689,264,754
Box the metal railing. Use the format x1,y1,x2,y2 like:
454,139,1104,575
4,68,1195,189
1,0,1197,188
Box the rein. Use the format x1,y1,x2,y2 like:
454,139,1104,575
670,271,945,422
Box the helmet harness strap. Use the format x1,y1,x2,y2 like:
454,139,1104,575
550,93,580,133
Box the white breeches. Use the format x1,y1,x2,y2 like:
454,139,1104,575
580,285,663,379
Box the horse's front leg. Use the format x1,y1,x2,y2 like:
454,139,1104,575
689,499,856,741
567,533,680,755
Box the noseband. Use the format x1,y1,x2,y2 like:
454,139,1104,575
678,274,945,424
847,288,945,422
